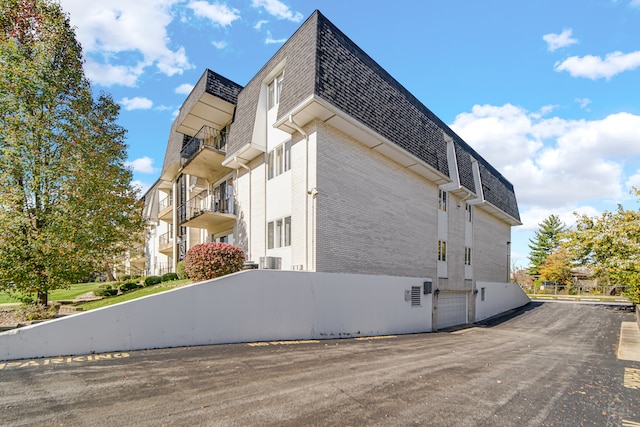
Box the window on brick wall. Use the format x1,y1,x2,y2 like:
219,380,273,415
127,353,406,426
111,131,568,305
267,216,291,249
268,140,291,180
438,240,447,262
466,203,472,222
465,247,472,265
439,189,447,211
267,70,284,110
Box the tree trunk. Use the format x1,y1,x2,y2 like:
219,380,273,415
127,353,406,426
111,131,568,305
37,290,48,306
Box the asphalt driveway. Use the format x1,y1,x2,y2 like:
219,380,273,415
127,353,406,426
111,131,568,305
1,302,638,426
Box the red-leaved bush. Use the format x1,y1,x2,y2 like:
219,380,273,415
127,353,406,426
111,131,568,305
184,242,245,282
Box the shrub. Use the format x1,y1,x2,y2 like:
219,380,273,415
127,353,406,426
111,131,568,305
119,280,142,293
145,275,162,286
184,242,245,282
94,284,118,297
16,303,57,321
119,274,132,281
176,261,187,280
161,272,178,282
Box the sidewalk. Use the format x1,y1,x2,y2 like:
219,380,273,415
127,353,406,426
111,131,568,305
619,321,640,362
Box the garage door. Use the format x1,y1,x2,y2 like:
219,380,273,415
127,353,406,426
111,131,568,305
437,292,467,329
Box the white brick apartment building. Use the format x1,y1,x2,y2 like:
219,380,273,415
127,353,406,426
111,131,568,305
137,10,521,325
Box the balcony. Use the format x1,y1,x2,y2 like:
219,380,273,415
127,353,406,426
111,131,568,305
180,191,236,233
158,231,173,254
130,246,145,269
158,196,173,222
180,126,229,181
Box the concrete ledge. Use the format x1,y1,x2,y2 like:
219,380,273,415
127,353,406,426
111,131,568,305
618,321,640,362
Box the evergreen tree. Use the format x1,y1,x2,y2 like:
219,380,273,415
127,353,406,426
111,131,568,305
0,0,143,305
528,214,567,276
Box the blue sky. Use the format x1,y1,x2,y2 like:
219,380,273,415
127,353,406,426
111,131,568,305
58,0,640,266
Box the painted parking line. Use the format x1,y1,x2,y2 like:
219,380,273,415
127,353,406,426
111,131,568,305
247,340,320,347
622,420,640,427
0,352,130,370
624,367,640,390
354,335,397,341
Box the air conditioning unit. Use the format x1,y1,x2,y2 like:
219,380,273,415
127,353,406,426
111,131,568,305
259,256,282,270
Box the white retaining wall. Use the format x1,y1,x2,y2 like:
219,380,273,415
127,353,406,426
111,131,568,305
475,281,531,322
0,271,433,361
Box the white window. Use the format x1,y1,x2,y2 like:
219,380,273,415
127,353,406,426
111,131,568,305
267,71,284,110
267,141,291,180
465,247,472,265
267,216,291,249
438,240,447,262
267,222,274,249
284,216,291,246
439,189,447,211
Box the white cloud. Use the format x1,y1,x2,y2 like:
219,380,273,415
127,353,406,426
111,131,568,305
543,29,578,52
265,31,287,45
252,0,303,22
131,180,151,195
626,171,640,190
175,83,195,95
574,98,592,109
254,19,268,30
120,96,153,111
450,105,640,212
60,0,193,86
631,0,640,8
212,40,228,49
125,156,157,174
187,1,240,26
84,59,144,87
555,50,640,79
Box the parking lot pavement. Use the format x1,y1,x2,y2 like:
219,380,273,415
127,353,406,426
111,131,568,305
1,302,638,426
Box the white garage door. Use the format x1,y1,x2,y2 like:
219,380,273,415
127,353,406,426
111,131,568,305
437,292,467,329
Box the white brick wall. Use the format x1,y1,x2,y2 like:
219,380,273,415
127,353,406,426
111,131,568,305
473,206,511,283
314,122,438,278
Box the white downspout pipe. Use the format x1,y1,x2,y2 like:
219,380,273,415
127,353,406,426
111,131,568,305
234,156,251,260
288,115,312,270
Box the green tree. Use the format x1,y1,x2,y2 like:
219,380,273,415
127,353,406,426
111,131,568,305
565,194,640,303
538,248,573,289
0,0,143,305
528,214,567,276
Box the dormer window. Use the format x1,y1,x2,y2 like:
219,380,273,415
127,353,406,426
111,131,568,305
267,70,284,110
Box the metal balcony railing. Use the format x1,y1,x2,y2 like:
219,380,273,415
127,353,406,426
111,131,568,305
159,231,173,247
180,192,235,223
159,196,172,212
180,126,227,166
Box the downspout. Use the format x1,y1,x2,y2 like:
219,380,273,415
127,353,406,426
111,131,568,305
234,156,251,260
288,115,311,270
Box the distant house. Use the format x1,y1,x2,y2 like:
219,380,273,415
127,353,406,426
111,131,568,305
138,10,520,322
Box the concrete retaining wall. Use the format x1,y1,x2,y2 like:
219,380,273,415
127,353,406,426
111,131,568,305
0,271,432,361
475,281,531,322
0,272,530,361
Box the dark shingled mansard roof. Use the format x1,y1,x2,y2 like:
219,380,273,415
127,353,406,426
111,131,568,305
164,10,520,223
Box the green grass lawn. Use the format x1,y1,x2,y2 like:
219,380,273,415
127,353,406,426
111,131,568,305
78,279,191,311
0,282,111,304
0,279,191,307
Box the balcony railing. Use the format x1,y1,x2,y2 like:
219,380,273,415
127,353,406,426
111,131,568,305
180,126,227,166
159,196,172,212
159,231,173,247
182,191,235,222
130,245,144,259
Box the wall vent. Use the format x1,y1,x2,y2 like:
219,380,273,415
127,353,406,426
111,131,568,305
411,286,421,307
